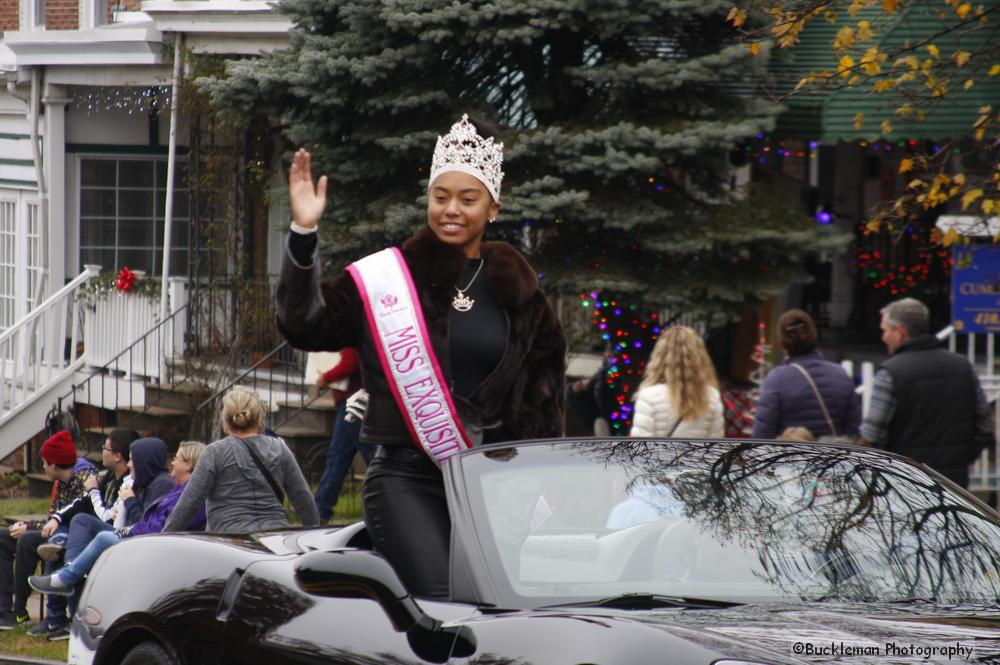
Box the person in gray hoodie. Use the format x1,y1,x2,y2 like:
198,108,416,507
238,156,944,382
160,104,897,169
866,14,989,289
163,387,319,533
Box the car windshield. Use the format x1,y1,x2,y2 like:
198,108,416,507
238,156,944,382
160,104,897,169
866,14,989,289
455,440,1000,608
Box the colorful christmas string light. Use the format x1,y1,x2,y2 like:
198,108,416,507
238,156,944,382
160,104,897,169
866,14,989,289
579,291,660,432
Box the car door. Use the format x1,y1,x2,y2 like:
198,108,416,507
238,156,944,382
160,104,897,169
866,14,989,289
217,557,465,664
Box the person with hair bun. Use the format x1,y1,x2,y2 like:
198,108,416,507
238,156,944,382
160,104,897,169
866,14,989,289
630,326,724,438
752,309,860,440
162,386,319,533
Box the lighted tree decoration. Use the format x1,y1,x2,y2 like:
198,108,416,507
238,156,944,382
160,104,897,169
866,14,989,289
580,291,661,434
857,222,954,297
750,321,772,389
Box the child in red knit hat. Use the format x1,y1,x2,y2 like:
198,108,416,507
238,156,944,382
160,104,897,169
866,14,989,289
0,430,95,637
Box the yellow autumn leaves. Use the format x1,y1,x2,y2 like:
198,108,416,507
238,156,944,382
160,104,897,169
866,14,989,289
833,21,874,51
901,161,1000,244
894,156,1000,247
729,0,1000,246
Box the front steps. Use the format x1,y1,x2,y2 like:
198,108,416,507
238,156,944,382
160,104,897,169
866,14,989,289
70,358,340,475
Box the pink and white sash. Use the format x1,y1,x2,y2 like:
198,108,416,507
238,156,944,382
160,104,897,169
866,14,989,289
347,248,474,465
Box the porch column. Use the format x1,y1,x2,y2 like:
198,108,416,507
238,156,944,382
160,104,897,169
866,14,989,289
43,82,70,293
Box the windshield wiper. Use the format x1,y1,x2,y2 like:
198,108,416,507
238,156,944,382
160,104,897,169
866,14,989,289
539,593,741,610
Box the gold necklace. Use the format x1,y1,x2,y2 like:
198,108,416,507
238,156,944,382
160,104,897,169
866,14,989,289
452,259,485,312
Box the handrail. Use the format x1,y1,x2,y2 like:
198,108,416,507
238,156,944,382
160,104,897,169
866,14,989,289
59,301,194,406
55,292,197,442
194,340,312,442
1,266,100,457
0,265,98,345
266,375,329,436
193,341,290,414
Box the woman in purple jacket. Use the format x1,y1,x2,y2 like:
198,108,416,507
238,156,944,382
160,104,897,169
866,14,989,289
29,442,208,595
752,310,861,440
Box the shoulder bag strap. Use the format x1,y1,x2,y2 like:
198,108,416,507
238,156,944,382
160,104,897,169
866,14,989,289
666,417,683,437
789,363,837,436
235,437,285,504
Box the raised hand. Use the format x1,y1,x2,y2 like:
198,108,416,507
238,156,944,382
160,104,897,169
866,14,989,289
289,148,329,229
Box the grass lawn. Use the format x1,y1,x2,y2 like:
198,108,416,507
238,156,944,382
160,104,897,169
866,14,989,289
1,498,52,520
0,497,68,662
327,486,364,523
0,629,67,662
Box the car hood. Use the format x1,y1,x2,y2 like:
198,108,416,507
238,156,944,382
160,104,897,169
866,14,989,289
636,602,1000,662
465,602,1000,664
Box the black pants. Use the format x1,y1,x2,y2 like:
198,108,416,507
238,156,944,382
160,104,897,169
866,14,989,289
0,529,43,616
0,528,69,625
362,445,450,599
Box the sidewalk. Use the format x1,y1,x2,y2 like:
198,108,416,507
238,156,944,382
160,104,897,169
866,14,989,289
0,656,63,665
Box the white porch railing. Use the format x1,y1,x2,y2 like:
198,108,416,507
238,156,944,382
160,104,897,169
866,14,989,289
0,266,99,454
83,276,188,380
841,326,1000,494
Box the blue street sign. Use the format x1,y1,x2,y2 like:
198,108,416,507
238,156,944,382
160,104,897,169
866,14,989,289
952,245,1000,333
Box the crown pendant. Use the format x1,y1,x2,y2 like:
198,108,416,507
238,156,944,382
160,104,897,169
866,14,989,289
452,291,475,312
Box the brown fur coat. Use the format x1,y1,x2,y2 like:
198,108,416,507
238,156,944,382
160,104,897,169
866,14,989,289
276,226,566,446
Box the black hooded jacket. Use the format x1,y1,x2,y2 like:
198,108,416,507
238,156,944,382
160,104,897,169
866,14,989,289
125,437,174,525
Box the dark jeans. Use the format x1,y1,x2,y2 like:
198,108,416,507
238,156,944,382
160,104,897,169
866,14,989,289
362,445,450,600
0,526,69,625
314,401,374,521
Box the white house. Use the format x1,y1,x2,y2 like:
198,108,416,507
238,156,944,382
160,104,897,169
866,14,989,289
0,0,294,456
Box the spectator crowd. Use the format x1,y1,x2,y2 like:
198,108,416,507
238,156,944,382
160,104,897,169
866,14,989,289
0,296,993,639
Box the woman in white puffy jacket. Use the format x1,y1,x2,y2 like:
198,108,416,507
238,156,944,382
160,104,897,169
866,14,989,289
630,326,724,438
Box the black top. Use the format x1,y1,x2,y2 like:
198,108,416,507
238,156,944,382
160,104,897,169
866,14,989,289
449,259,507,397
288,234,506,397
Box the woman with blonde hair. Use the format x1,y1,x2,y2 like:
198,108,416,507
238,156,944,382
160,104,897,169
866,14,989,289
161,386,319,533
630,326,724,438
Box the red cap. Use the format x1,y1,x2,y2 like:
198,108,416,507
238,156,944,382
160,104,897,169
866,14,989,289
41,430,77,466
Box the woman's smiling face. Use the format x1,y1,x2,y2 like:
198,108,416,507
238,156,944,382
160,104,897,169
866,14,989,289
427,171,500,258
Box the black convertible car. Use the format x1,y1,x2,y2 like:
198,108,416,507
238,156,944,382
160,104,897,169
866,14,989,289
69,438,1000,664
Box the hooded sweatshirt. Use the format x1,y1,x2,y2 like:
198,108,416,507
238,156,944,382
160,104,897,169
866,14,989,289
127,481,207,536
124,438,174,526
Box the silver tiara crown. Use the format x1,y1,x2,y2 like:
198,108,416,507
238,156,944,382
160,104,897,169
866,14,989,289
428,114,504,201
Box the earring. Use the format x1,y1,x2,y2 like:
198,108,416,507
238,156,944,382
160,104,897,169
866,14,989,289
488,217,496,224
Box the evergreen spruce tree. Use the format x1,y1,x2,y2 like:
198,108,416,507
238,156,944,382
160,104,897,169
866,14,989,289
203,0,846,315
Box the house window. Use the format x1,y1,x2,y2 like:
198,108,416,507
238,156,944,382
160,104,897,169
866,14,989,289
86,0,107,28
25,202,42,310
79,157,189,277
31,0,45,28
0,200,15,330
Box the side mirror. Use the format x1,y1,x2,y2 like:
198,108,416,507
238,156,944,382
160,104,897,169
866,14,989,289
294,548,416,631
293,549,475,663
